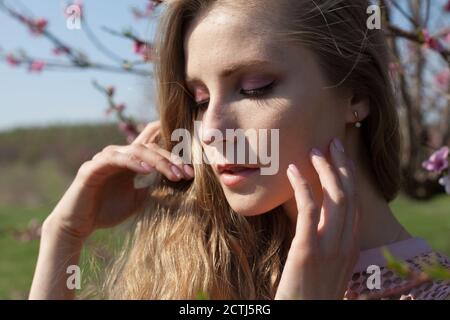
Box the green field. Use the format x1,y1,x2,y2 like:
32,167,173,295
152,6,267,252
0,124,449,299
0,205,50,299
0,194,449,299
391,195,450,255
0,124,127,299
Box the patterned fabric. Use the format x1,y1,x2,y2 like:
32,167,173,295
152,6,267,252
344,238,450,300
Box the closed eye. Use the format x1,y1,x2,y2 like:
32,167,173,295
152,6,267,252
194,81,275,110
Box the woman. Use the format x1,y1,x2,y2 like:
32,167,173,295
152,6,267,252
29,0,450,299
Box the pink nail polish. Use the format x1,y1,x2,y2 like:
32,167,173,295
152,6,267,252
288,164,299,175
183,164,195,178
171,165,183,179
140,161,154,172
311,148,323,158
333,138,345,153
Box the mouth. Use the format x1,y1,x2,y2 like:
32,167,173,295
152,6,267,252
216,164,261,187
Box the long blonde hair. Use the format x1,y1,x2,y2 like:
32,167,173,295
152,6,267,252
102,0,401,299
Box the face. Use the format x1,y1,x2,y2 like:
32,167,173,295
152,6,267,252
183,5,350,217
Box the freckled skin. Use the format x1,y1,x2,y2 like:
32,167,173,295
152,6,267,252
184,6,353,217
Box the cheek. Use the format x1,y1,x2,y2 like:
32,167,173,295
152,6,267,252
273,100,316,160
269,95,330,184
274,82,342,158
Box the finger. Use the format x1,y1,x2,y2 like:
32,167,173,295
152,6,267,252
349,204,361,249
286,163,320,249
122,144,185,181
329,138,355,201
132,120,161,145
116,141,194,180
94,145,159,176
350,160,360,241
329,138,357,248
146,142,194,179
77,149,155,185
93,145,121,161
310,147,346,248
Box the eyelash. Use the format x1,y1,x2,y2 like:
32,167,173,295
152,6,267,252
194,81,275,110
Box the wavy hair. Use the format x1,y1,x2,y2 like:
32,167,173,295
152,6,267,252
100,0,401,299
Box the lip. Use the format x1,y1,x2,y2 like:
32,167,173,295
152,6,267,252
216,164,260,187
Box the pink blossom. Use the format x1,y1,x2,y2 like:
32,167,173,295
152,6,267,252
106,86,115,97
105,103,126,116
146,1,162,16
389,62,403,77
133,40,153,61
29,17,48,35
131,8,145,19
422,29,445,53
118,122,132,132
142,46,154,62
444,0,450,12
131,1,158,19
133,40,146,54
6,54,20,66
435,69,450,90
115,103,126,112
118,121,137,143
422,146,449,174
29,60,46,73
439,174,450,194
52,46,71,55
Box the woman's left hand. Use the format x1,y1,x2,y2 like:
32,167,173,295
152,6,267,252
275,138,361,300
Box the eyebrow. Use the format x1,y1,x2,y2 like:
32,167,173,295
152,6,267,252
185,59,272,85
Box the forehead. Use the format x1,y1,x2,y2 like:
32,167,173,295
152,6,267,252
183,6,285,79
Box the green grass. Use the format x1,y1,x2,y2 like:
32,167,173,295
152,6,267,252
391,194,450,255
0,123,130,299
0,195,449,299
0,205,51,299
0,205,125,299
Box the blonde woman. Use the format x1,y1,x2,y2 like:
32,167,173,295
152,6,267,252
30,0,450,300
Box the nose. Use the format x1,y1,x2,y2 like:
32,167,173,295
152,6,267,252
199,98,238,146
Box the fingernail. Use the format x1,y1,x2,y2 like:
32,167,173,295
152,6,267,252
287,164,308,184
288,163,300,175
333,138,345,153
171,165,183,179
310,148,323,158
140,161,154,172
183,164,195,178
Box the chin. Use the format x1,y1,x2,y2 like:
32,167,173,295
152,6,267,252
223,189,282,217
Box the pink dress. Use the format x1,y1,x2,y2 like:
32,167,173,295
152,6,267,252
344,237,450,300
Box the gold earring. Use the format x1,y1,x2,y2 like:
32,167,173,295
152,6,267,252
353,110,362,128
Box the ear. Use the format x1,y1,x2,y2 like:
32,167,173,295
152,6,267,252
345,91,370,126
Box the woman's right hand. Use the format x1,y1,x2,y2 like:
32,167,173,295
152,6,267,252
44,120,195,241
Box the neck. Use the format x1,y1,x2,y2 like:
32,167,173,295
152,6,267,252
349,161,411,250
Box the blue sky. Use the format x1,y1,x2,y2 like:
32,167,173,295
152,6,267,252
0,1,447,131
0,0,160,131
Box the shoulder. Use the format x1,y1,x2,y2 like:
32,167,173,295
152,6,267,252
346,250,450,300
